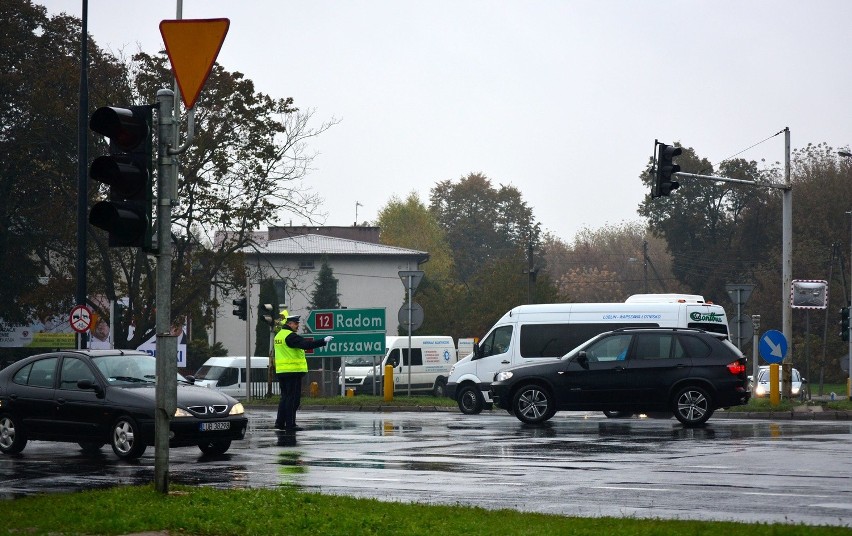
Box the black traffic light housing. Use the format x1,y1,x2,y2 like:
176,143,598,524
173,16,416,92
259,303,288,327
653,142,682,198
841,306,850,342
232,297,247,321
88,105,153,249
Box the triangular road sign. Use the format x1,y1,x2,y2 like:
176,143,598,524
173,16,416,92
399,270,424,293
159,18,230,110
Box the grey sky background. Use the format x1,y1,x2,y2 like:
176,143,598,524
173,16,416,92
39,1,852,242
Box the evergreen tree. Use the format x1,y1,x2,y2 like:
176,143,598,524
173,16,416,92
310,259,341,309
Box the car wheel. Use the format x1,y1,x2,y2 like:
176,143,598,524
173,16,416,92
432,379,447,398
603,410,632,419
78,442,105,454
198,439,232,455
111,416,146,460
0,414,27,454
457,385,484,415
672,386,714,427
512,384,556,424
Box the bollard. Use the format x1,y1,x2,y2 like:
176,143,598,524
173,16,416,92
769,363,780,407
383,364,393,402
346,388,355,397
309,381,319,398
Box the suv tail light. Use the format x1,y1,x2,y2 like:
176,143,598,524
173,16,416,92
727,361,746,375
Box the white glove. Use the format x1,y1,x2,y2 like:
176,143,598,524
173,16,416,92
324,336,334,343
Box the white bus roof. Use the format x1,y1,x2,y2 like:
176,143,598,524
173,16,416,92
625,294,707,304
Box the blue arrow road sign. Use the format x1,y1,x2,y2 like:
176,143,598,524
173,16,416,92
758,329,788,364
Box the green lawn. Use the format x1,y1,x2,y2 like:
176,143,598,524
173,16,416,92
1,485,846,536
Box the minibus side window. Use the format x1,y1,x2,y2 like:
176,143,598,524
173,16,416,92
217,367,238,387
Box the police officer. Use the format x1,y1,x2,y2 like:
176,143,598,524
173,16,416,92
274,313,333,430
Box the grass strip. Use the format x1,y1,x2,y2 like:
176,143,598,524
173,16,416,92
1,485,847,536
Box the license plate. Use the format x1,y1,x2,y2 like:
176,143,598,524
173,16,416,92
199,421,230,431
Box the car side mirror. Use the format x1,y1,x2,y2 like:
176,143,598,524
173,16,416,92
184,375,196,384
77,378,104,397
473,342,481,360
576,351,590,370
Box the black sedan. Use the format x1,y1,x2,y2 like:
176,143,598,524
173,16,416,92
0,350,248,460
490,327,750,427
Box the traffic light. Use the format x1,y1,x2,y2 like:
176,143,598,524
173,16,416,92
232,297,247,321
259,303,287,326
260,303,276,327
653,143,682,198
88,105,153,248
841,306,850,342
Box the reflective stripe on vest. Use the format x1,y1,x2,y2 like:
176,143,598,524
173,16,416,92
274,328,307,373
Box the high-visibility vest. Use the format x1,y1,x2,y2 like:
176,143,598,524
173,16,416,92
274,328,307,373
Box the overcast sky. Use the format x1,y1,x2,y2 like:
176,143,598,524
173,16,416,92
39,0,852,242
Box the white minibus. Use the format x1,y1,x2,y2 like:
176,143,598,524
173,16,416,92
446,294,728,414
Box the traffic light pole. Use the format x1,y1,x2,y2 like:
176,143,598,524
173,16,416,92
848,210,852,398
154,89,178,494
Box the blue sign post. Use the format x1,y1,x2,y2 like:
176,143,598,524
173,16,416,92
758,330,788,364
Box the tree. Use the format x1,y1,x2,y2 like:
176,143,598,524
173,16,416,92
375,192,459,336
376,192,454,281
542,223,675,302
1,2,338,350
310,259,340,310
637,143,772,302
0,1,129,328
430,173,541,282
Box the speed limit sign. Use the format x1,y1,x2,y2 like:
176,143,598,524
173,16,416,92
69,305,93,333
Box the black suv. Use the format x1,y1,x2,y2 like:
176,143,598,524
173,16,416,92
490,327,750,427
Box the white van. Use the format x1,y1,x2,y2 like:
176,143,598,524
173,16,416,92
192,356,278,399
339,336,456,396
446,294,729,414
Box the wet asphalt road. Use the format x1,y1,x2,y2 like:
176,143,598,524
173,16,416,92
1,408,851,527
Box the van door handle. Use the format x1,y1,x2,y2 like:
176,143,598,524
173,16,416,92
501,360,510,364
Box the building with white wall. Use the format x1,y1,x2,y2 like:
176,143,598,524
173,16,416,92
211,231,428,357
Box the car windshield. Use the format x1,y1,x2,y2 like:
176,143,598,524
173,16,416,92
91,354,156,384
90,354,189,385
757,368,801,382
194,365,226,380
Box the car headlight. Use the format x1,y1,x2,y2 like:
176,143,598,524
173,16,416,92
494,371,513,382
229,402,245,415
755,385,766,396
174,408,192,417
792,385,800,395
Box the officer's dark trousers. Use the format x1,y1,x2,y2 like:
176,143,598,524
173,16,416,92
276,372,305,428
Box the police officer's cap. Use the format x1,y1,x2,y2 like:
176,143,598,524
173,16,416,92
285,315,301,323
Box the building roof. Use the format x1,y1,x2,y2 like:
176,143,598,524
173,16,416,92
243,233,428,260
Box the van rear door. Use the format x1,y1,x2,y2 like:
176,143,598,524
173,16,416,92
685,305,728,336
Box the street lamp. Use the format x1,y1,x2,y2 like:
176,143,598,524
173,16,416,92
837,151,852,398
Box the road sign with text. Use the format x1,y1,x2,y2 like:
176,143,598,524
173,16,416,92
306,308,385,333
305,331,386,357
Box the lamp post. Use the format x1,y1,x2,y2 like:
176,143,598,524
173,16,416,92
837,151,852,398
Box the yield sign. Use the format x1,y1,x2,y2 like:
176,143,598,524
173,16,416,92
399,270,424,293
159,18,230,110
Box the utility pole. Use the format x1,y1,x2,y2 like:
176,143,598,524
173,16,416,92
154,89,178,493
